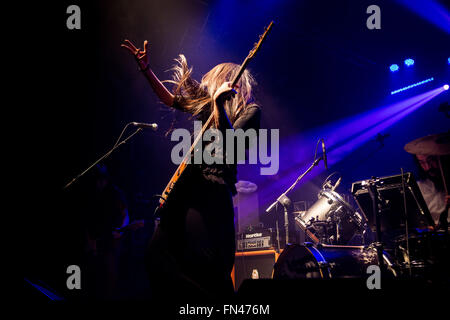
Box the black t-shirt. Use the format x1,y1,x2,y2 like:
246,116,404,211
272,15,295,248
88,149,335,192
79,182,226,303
172,96,261,195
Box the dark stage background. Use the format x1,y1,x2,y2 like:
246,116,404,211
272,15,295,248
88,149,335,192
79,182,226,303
22,0,449,300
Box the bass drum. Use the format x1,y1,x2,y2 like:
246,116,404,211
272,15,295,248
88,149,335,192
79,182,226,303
273,244,396,279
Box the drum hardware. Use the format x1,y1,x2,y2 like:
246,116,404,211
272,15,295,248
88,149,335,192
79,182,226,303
321,172,342,192
275,219,281,252
351,172,434,244
281,195,293,249
351,172,442,279
392,230,449,280
317,261,333,279
367,179,386,270
400,168,412,277
269,194,293,252
294,216,320,245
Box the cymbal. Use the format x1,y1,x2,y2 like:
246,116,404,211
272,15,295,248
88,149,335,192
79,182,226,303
404,132,450,156
235,180,258,193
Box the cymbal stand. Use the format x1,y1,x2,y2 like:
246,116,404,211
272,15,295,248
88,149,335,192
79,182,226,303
400,168,412,277
367,178,385,270
438,156,449,231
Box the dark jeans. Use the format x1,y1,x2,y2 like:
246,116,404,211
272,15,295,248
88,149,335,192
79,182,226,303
145,172,236,301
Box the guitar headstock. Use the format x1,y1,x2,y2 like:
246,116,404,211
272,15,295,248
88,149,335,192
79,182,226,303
247,21,274,60
231,21,274,87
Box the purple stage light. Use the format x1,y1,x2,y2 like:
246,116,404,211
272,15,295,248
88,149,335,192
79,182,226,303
253,85,447,211
396,0,450,34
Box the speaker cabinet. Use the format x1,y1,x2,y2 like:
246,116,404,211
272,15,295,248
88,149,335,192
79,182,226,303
231,249,280,291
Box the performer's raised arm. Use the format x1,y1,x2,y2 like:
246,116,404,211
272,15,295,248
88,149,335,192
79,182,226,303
121,39,174,107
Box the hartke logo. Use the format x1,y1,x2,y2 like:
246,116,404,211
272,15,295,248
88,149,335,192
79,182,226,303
245,233,263,239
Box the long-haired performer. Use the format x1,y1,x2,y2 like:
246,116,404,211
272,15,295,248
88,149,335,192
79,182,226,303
122,40,261,300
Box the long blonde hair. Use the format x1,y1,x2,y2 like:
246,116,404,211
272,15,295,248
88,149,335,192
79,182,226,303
165,54,256,128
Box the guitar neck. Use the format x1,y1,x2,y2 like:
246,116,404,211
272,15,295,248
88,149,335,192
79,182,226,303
231,57,250,88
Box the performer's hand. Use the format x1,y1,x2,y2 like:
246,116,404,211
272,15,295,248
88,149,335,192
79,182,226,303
213,81,238,107
121,39,149,71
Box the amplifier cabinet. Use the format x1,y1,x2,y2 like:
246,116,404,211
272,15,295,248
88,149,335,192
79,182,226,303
236,229,274,251
231,249,281,291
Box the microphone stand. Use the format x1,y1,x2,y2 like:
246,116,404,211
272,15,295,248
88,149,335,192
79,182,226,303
63,127,143,190
266,156,325,247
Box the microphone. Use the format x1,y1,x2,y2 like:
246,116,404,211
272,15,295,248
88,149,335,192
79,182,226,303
132,122,158,131
321,139,328,170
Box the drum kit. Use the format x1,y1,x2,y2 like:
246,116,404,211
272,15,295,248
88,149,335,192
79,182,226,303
273,133,449,284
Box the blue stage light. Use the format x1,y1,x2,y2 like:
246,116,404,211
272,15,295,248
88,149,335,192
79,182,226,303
404,58,415,67
390,64,399,72
444,84,449,90
448,57,450,64
390,77,434,95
